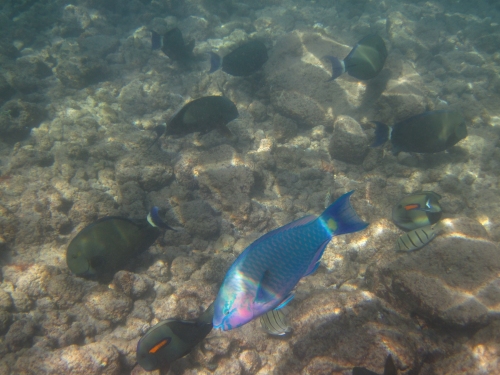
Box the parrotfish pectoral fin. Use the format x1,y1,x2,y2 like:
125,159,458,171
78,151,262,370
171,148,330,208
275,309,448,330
303,239,329,277
208,52,222,73
148,206,175,231
323,55,345,81
151,31,162,50
371,121,390,147
320,191,368,236
275,293,294,310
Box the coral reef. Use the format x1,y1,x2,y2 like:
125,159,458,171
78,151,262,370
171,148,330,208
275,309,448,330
0,0,500,374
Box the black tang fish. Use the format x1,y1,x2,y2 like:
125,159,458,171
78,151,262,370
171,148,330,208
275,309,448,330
324,34,388,81
152,28,195,62
166,96,238,137
392,191,442,231
66,207,173,280
353,354,398,375
371,110,467,155
136,303,214,371
209,40,268,76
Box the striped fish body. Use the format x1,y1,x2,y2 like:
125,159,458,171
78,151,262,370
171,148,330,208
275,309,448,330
213,191,368,331
260,309,291,336
396,224,439,252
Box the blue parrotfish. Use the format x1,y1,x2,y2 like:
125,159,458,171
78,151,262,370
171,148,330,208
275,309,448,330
213,191,368,331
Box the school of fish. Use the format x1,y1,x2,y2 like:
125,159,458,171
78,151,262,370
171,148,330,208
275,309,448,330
58,26,473,373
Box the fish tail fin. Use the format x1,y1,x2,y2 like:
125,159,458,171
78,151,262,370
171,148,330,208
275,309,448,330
151,31,162,50
384,354,398,375
371,121,390,147
320,191,368,236
147,206,175,230
323,55,345,81
208,52,221,73
197,302,215,325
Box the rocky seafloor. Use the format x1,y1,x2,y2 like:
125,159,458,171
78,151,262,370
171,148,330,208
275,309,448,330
1,0,500,374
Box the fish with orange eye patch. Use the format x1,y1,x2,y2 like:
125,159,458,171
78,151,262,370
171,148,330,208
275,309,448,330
392,191,442,231
135,303,214,372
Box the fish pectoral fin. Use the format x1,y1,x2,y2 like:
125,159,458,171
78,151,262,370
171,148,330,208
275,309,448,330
255,284,274,306
303,239,329,277
275,293,294,310
218,124,233,138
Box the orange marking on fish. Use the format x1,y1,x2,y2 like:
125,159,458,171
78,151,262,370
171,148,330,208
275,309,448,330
405,204,420,211
149,338,171,354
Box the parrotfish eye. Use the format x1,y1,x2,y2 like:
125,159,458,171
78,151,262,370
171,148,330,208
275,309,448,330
222,301,231,316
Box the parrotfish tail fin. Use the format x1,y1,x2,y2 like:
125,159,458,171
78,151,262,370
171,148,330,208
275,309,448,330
384,355,398,375
320,191,368,236
208,52,221,73
151,31,162,50
148,206,175,230
323,55,345,81
371,121,390,147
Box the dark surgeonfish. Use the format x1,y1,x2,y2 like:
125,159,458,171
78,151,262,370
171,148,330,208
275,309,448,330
324,35,388,81
166,96,238,137
209,40,268,76
66,207,173,280
152,28,195,62
260,308,292,336
353,354,398,375
392,191,442,231
396,222,444,252
371,110,467,155
213,191,368,331
136,303,215,372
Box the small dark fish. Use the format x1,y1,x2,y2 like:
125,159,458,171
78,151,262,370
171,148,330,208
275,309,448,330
136,303,214,371
324,35,387,81
392,191,442,231
371,110,467,155
260,308,292,336
396,222,444,252
209,40,268,76
167,96,238,137
353,354,398,375
152,28,195,62
66,207,173,280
